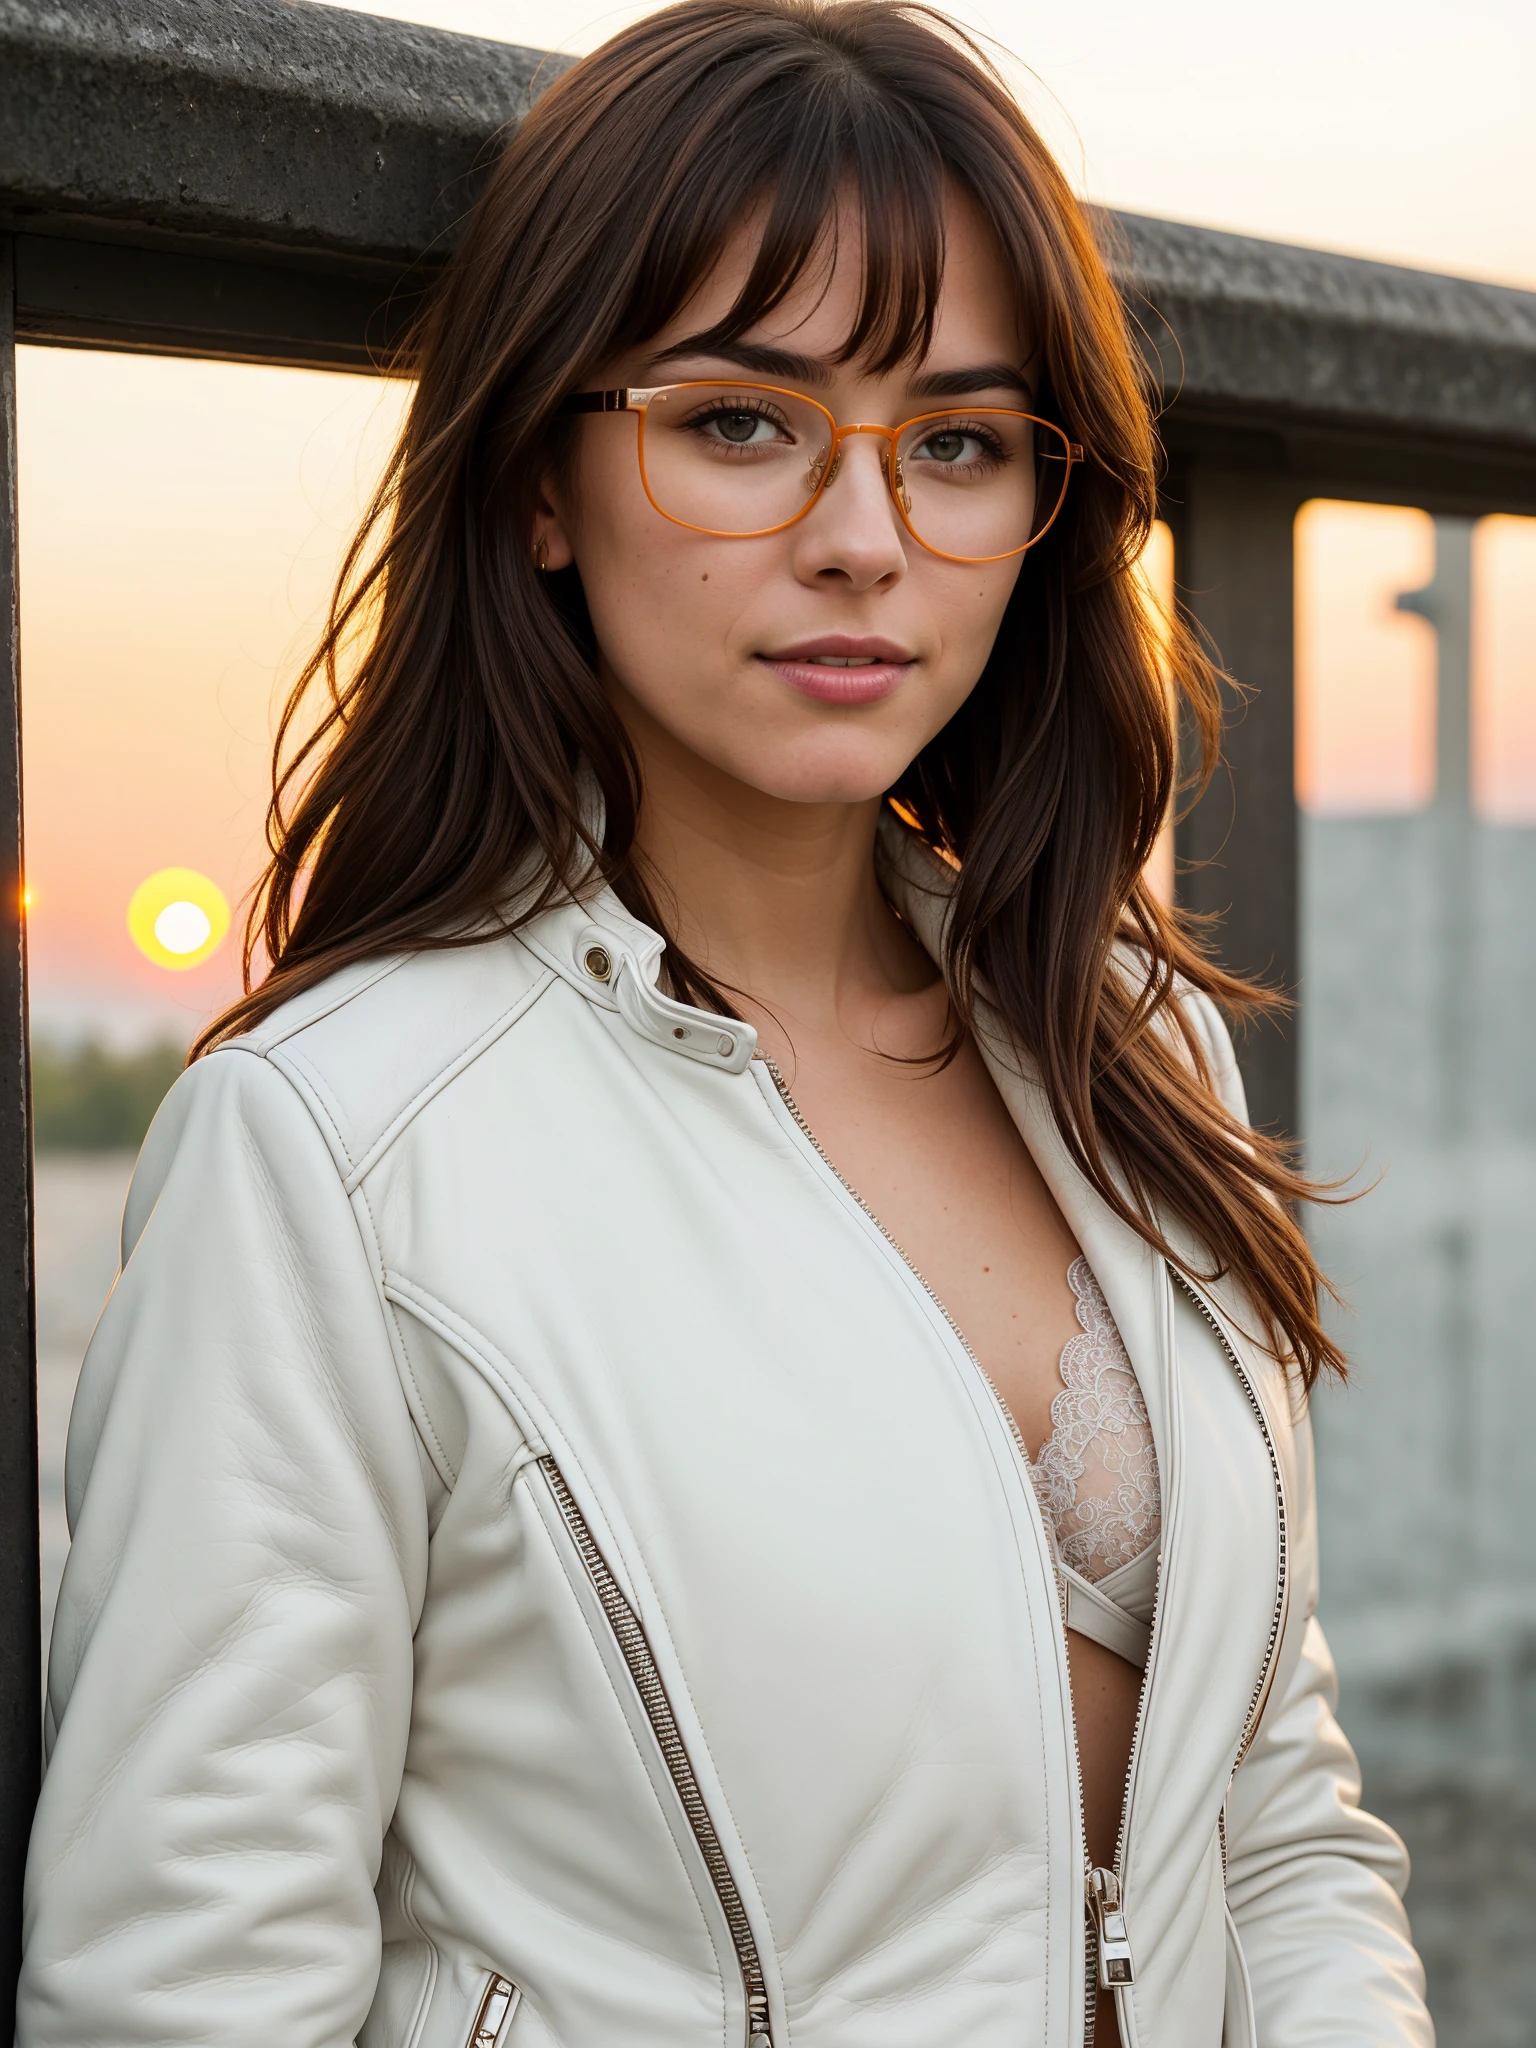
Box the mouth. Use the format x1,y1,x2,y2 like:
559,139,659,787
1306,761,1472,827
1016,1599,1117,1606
757,633,915,706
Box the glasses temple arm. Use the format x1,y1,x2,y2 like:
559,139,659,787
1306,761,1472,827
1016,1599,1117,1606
559,389,634,415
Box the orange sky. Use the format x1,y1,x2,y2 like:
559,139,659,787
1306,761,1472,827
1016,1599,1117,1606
15,349,1536,1048
1474,517,1536,822
17,349,407,1045
1295,502,1439,814
1296,500,1536,818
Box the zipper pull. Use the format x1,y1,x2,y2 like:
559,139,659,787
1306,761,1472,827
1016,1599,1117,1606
470,1975,517,2046
747,1989,773,2047
1088,1867,1135,1988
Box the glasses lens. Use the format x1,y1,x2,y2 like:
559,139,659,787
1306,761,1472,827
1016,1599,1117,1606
894,410,1070,560
638,384,835,536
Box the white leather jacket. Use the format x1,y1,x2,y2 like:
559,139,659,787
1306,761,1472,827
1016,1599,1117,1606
20,818,1431,2048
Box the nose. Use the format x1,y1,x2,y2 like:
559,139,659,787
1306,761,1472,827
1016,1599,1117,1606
791,428,908,591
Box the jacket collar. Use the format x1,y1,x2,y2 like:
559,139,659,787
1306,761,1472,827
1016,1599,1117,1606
506,765,759,1074
515,889,760,1075
514,803,963,1078
513,793,960,1081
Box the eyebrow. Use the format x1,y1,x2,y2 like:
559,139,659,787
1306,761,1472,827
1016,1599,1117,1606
642,337,1035,403
909,361,1035,402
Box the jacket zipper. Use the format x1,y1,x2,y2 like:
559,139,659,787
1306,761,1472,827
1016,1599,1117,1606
1083,1867,1105,2048
1086,1559,1162,2027
468,1974,517,2047
1166,1262,1290,1952
1080,1269,1292,2048
1089,1272,1289,2042
1165,1268,1290,1771
1088,1493,1169,2028
758,1054,1105,2043
540,1456,774,2048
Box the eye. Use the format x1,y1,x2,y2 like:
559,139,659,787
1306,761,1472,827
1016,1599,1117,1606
910,424,1002,466
688,401,793,449
712,410,771,445
918,429,970,464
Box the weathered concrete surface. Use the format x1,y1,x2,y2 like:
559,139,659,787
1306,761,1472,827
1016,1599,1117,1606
1113,210,1536,455
0,0,563,265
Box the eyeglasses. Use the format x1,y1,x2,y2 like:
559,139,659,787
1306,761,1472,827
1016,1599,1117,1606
560,381,1083,563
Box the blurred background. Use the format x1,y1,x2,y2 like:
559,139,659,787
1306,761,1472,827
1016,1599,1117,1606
20,1,1536,2041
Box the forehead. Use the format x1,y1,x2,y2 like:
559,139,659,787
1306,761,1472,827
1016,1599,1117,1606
648,181,1022,372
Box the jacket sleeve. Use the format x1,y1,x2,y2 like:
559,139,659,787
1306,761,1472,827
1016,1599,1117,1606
18,1048,431,2048
1179,987,1431,2044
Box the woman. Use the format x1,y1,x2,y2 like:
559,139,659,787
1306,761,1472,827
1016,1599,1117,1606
20,3,1430,2043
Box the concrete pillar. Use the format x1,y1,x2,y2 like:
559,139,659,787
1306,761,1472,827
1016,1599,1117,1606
1170,467,1306,1143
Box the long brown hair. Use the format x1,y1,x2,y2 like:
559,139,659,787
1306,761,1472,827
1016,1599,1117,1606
198,0,1344,1387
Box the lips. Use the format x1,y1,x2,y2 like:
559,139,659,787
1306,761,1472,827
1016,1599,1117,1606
757,633,915,706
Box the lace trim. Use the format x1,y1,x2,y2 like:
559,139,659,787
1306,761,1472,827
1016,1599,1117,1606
1029,1257,1161,1581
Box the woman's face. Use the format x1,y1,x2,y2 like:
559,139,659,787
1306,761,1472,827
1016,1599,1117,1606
538,188,1030,807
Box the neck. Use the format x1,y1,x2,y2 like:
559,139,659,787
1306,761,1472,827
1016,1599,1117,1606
610,690,937,1046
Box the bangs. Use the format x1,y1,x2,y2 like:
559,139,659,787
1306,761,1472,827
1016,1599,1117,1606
616,34,962,371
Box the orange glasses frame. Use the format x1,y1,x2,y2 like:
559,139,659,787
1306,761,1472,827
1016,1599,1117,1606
560,382,1085,564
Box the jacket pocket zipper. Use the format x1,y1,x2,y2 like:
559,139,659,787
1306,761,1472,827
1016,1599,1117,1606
467,1973,518,2047
541,1456,774,2048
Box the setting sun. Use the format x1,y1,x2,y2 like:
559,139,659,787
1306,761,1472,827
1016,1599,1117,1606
127,869,230,972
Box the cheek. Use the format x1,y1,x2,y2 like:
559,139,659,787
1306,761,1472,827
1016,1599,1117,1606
930,558,1023,691
972,558,1025,636
569,442,776,673
569,432,657,579
578,517,746,670
569,449,688,658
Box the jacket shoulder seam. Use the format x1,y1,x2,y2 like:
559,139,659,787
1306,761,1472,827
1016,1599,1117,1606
343,963,559,1192
241,1040,356,1181
239,953,406,1053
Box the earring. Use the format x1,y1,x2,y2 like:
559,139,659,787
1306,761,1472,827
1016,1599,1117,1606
534,538,549,572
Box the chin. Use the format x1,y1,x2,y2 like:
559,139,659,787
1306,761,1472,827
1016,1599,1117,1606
726,732,919,806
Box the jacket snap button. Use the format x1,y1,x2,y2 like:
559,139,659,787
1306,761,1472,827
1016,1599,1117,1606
717,1034,735,1057
672,1025,688,1039
582,945,611,983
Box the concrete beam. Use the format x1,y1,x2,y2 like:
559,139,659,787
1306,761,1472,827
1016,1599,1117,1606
1,0,1533,474
0,0,562,267
1116,212,1536,486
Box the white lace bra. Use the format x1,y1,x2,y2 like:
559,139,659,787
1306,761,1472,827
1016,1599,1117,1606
1028,1257,1161,1669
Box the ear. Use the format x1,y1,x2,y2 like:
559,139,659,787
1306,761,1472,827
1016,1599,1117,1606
531,474,576,572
